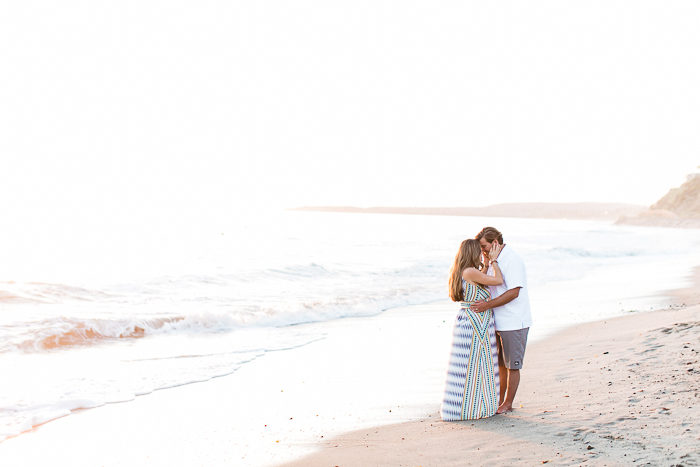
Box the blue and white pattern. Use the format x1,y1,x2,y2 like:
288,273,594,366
441,281,500,421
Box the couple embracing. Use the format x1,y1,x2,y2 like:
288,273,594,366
441,227,532,421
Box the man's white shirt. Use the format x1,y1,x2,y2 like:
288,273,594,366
487,245,532,331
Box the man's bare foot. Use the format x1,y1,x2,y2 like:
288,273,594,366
496,403,513,414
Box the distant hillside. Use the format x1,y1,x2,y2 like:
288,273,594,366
289,203,645,221
617,172,700,228
652,174,700,218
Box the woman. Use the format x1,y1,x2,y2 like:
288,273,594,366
441,239,503,421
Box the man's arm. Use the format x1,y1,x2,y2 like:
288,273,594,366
470,287,520,313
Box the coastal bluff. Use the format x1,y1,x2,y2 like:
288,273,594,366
288,203,644,221
617,173,700,228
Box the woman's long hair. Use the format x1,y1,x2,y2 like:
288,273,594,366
448,239,483,301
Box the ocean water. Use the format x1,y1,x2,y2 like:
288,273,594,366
0,210,698,441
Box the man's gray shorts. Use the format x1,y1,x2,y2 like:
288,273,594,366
496,328,529,370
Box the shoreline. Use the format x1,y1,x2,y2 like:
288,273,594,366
1,268,698,466
0,300,460,466
280,269,700,467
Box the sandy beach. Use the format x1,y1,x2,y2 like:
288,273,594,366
1,269,698,466
284,269,700,467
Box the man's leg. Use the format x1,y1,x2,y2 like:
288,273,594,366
495,328,528,414
497,369,520,413
498,365,507,406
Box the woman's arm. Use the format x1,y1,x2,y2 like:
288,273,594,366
481,257,490,274
462,262,503,286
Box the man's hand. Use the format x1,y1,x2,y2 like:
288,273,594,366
470,300,490,313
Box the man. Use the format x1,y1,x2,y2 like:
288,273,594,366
470,227,532,414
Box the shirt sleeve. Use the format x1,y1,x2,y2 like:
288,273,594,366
503,257,527,290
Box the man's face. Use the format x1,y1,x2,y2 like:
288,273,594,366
479,237,492,257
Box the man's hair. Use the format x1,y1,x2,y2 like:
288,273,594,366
475,226,503,244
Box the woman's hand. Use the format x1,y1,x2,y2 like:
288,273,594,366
488,241,502,262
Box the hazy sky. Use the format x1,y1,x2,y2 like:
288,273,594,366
2,1,699,227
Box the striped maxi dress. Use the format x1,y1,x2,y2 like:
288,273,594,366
441,280,500,421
